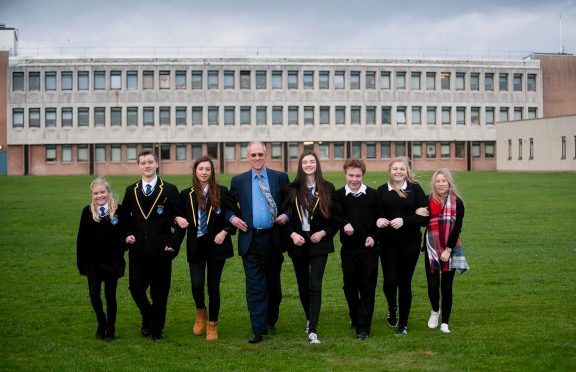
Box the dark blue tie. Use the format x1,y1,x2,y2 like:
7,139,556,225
145,184,152,196
198,193,208,236
99,206,106,217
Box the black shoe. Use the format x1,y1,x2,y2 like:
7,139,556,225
96,324,106,340
141,324,151,338
387,308,398,328
396,325,408,335
104,327,115,342
149,332,163,340
248,333,263,344
356,330,368,341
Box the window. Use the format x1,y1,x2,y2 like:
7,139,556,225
61,71,73,90
208,106,219,125
513,73,522,91
224,106,235,125
518,139,523,160
440,72,450,90
320,106,330,125
381,71,391,89
78,71,89,90
470,73,480,91
527,74,536,91
441,143,451,158
224,71,235,89
456,107,465,125
366,71,376,89
159,107,170,125
499,107,509,122
303,71,314,89
334,142,345,159
256,106,267,125
240,70,250,89
411,72,421,90
127,107,138,126
176,144,187,161
485,73,494,91
351,106,361,125
319,71,329,89
160,144,171,161
94,107,105,127
94,71,105,90
271,143,282,160
159,71,170,89
271,71,282,89
499,73,508,91
124,144,136,161
395,142,406,157
143,71,154,89
426,142,436,158
527,107,537,119
317,143,329,160
335,106,345,125
12,72,24,91
45,72,56,91
381,142,391,159
442,107,451,125
366,106,376,125
127,71,138,89
192,71,203,89
471,142,481,158
175,71,186,89
288,106,299,125
77,144,89,162
110,71,122,90
455,142,465,158
412,142,422,158
396,106,406,125
255,71,267,89
111,145,122,162
207,143,218,159
45,108,57,128
304,106,314,125
561,136,567,159
351,142,362,158
456,72,465,90
176,107,187,126
240,106,251,125
192,106,203,125
485,107,495,125
485,142,495,158
95,145,106,162
514,107,523,121
46,145,57,162
225,143,236,160
335,71,345,89
143,107,154,126
272,106,283,125
366,142,376,159
29,108,40,128
288,142,299,159
427,107,436,125
412,106,421,125
395,72,406,89
288,71,298,89
471,107,480,125
29,72,40,91
110,107,121,126
350,71,360,89
529,138,534,160
381,106,391,125
192,144,202,159
62,108,73,127
208,71,219,89
426,72,435,90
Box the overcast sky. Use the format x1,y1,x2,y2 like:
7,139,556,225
1,0,575,57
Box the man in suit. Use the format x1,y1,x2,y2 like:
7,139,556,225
228,141,290,343
121,149,180,340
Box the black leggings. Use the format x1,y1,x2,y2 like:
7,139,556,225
292,254,328,334
425,254,456,324
88,276,118,328
189,259,226,321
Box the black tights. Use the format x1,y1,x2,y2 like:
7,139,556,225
425,258,456,324
88,277,118,328
292,254,328,334
189,259,226,321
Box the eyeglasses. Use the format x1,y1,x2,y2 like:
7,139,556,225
249,153,265,158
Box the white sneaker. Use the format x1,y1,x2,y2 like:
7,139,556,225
440,323,451,333
305,320,310,334
428,310,440,329
308,332,321,344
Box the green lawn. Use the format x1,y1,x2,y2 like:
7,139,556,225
0,172,575,371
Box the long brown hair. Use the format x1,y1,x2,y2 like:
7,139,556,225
192,155,220,210
284,150,331,219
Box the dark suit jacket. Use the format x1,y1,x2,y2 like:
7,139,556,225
176,185,237,262
120,178,180,261
229,168,290,256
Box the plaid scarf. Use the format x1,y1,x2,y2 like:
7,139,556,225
426,193,468,273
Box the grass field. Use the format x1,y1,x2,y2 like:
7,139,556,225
0,171,575,371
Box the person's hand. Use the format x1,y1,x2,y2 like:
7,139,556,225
376,218,390,228
365,237,375,248
164,246,175,253
291,232,305,246
441,248,452,262
310,230,326,244
175,216,189,228
126,235,136,244
390,218,404,229
343,223,354,236
214,230,228,245
415,207,429,217
231,216,248,232
275,214,288,225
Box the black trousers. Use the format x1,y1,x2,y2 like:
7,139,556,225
341,247,378,333
129,258,172,337
291,253,328,334
88,276,118,329
380,240,420,328
424,252,456,324
189,258,226,322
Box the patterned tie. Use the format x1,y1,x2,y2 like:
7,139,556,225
99,206,106,217
144,184,152,196
257,174,277,221
198,192,208,236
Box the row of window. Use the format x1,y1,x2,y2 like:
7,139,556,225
506,136,575,161
12,69,538,93
44,141,496,163
12,105,539,128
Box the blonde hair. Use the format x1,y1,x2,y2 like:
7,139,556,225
387,156,417,198
89,177,119,222
429,168,465,205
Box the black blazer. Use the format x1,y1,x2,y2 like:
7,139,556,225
76,205,126,279
284,181,336,259
176,185,237,262
120,178,181,261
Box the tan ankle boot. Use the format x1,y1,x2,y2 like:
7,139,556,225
206,321,218,341
193,309,207,335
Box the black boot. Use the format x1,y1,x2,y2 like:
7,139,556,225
96,322,106,340
104,325,115,341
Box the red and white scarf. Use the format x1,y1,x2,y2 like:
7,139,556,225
426,193,462,273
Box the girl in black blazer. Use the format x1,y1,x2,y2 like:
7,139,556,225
283,151,336,344
175,155,236,341
76,177,125,341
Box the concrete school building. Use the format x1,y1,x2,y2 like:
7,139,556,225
0,26,574,176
